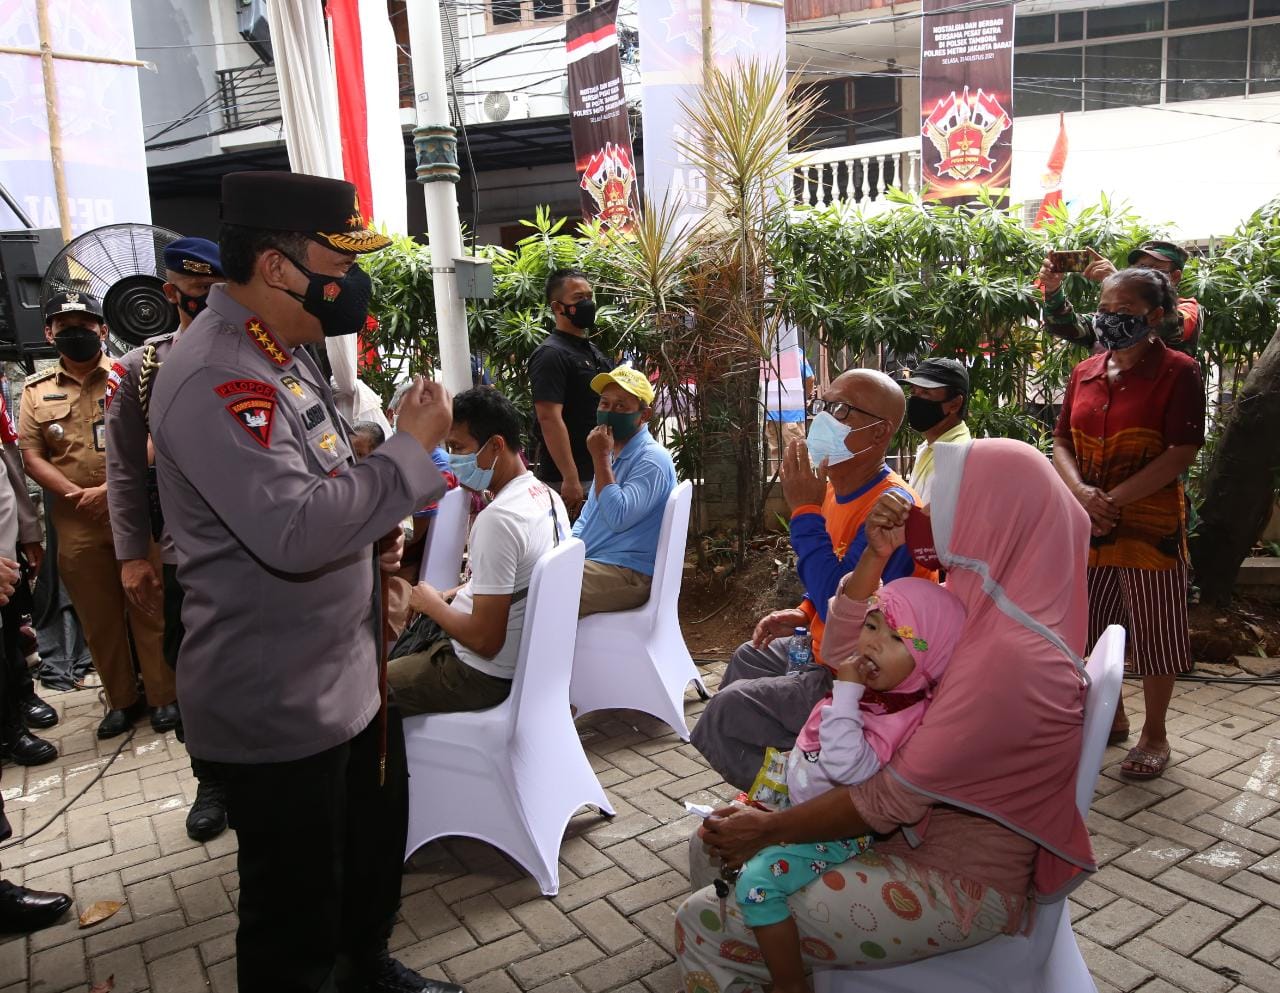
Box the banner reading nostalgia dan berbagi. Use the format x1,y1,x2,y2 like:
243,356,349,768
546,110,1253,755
566,0,638,233
919,0,1014,206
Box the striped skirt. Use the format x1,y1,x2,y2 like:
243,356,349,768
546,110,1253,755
1087,560,1192,676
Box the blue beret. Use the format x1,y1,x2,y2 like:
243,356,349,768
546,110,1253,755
164,237,222,277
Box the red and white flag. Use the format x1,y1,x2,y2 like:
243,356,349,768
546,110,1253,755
1033,113,1069,228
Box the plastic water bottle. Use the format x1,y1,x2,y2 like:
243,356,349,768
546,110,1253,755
787,627,813,674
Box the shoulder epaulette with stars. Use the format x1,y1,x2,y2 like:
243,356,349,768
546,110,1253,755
245,318,290,366
23,368,56,388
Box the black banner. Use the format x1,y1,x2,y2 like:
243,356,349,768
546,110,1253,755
566,0,638,231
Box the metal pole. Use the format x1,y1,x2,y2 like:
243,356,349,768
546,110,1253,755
0,180,35,230
404,0,471,395
35,0,72,242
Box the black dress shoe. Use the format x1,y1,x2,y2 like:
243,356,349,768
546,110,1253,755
0,880,72,933
97,698,146,739
366,952,464,993
0,730,57,766
186,779,228,842
20,692,57,730
151,702,180,733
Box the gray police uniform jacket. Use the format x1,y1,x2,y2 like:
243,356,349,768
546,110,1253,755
105,331,177,564
150,285,444,763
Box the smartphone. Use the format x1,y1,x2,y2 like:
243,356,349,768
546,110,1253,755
1048,250,1091,273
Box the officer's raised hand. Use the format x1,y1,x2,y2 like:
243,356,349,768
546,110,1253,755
395,376,452,453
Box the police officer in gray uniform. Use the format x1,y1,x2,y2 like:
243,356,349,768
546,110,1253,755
149,172,460,993
104,236,228,842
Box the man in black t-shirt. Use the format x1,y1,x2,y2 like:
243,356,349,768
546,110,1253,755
529,268,613,516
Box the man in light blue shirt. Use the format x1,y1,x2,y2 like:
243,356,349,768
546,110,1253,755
573,366,677,616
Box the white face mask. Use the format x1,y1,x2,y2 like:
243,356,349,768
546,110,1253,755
805,411,882,469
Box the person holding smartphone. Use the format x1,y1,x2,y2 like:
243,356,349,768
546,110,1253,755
1036,240,1204,357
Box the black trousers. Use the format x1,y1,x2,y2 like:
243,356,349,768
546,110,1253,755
161,564,185,670
192,706,409,993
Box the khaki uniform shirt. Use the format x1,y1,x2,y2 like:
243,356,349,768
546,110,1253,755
150,285,444,764
18,352,112,491
105,331,179,563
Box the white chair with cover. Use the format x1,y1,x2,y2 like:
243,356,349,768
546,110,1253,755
418,486,469,590
569,480,707,740
813,624,1125,993
402,537,613,896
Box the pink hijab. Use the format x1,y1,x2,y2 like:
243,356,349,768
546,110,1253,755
796,579,966,766
890,438,1095,900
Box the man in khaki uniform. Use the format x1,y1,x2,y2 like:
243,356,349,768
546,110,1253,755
19,292,175,739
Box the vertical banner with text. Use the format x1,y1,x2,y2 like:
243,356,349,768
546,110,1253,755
0,0,151,236
919,0,1015,206
567,0,638,232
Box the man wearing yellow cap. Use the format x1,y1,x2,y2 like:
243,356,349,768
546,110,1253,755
573,365,677,615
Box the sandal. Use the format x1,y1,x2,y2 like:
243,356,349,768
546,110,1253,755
1107,721,1131,747
1120,745,1170,780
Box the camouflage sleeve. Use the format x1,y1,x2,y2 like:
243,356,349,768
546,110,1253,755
1040,289,1098,349
105,350,154,561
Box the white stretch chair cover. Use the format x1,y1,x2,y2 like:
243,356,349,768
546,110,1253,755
569,481,707,739
418,487,469,590
814,625,1124,993
402,538,614,896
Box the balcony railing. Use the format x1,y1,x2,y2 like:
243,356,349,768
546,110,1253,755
791,136,920,209
216,63,281,132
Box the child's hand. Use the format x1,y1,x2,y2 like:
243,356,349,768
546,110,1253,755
836,656,870,684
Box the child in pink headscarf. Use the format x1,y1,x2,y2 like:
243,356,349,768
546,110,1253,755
734,573,965,993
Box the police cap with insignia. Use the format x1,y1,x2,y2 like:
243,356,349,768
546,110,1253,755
221,171,391,254
44,291,104,323
164,237,223,277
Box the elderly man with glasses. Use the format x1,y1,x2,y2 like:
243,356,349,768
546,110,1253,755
690,369,933,792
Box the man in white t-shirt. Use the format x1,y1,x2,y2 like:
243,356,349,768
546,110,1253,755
388,388,569,714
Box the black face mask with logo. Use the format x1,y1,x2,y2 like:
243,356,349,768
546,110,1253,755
560,298,597,330
176,289,210,319
281,254,373,338
54,328,102,363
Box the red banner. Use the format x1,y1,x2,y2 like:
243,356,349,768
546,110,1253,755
566,0,638,232
919,0,1015,206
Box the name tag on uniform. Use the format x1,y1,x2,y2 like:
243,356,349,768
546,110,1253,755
93,420,106,452
42,393,67,401
301,404,326,430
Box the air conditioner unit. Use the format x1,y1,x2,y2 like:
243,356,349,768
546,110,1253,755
481,91,530,123
236,0,273,64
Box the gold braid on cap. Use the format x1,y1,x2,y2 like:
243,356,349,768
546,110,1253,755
138,344,162,423
318,230,392,253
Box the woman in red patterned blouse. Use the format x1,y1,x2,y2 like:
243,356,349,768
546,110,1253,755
1053,267,1205,780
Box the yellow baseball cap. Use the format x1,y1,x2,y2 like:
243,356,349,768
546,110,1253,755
591,365,655,405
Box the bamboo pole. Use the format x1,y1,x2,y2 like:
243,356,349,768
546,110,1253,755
35,0,72,242
0,44,149,68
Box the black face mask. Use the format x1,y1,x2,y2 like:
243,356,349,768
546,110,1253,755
560,298,597,330
281,254,372,337
53,328,102,363
1093,312,1150,351
176,289,209,319
906,395,950,433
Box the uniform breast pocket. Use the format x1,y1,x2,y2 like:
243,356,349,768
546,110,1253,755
306,423,352,476
33,402,72,451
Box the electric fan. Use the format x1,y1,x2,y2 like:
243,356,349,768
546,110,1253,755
40,223,184,354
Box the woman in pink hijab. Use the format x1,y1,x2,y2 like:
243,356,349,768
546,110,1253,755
675,439,1096,992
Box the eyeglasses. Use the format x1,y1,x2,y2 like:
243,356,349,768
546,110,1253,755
807,397,883,424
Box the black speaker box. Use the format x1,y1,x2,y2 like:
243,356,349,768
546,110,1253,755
0,229,62,360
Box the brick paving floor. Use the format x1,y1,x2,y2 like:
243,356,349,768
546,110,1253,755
3,663,1280,993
